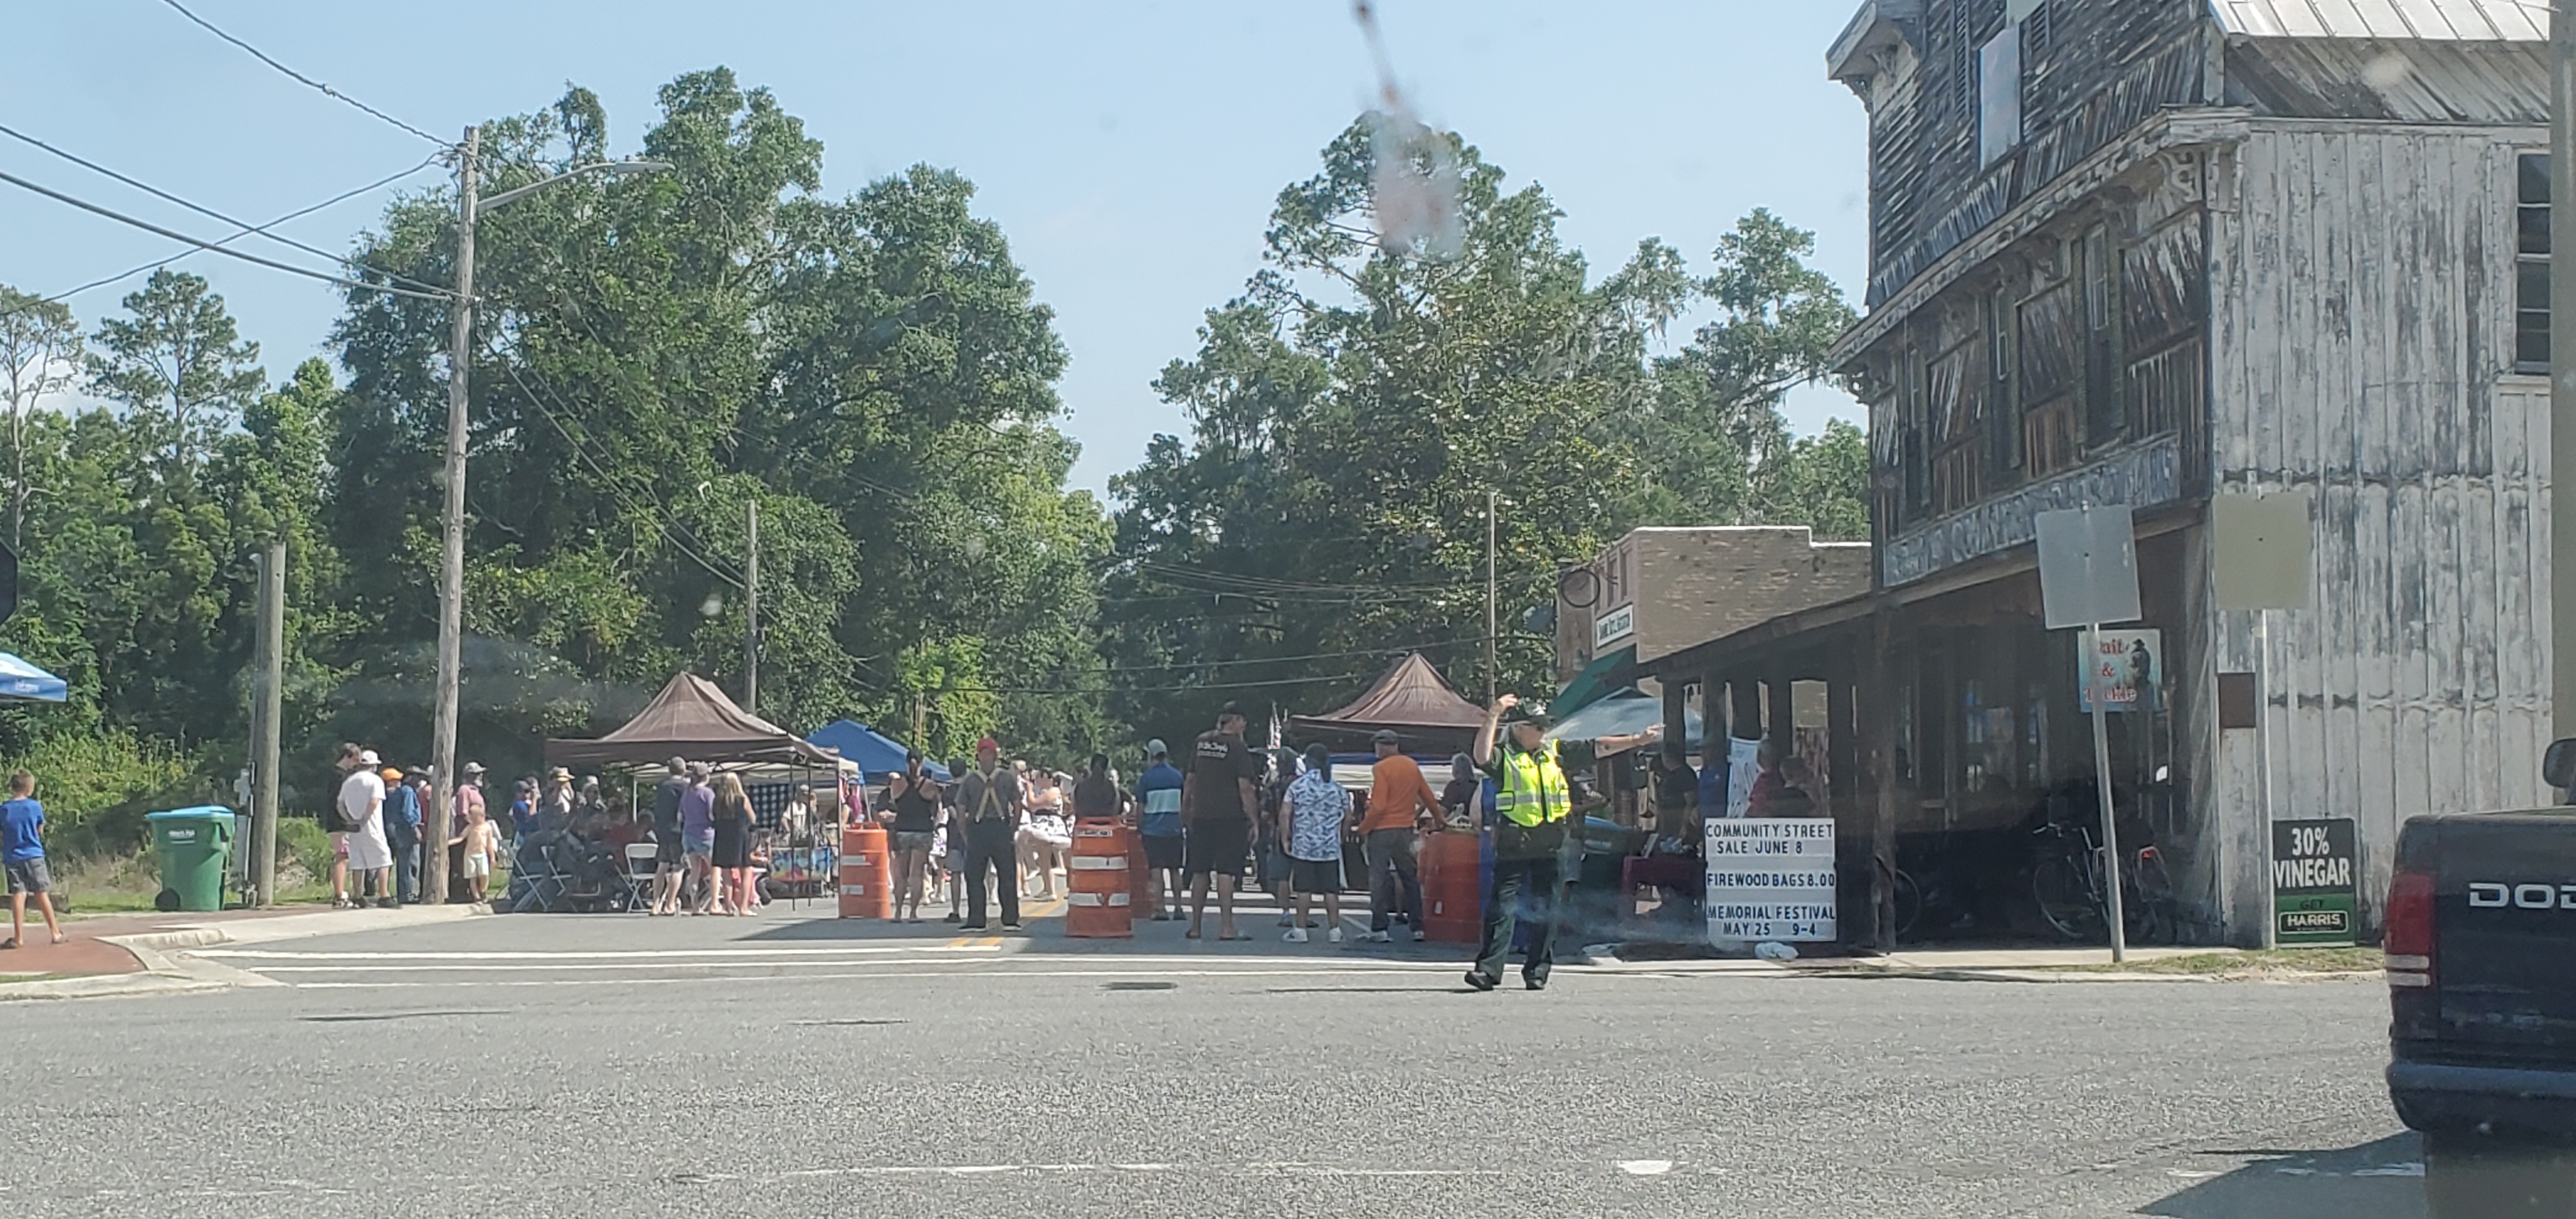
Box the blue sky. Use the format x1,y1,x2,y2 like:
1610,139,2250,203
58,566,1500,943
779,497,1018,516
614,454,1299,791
1,1,1869,494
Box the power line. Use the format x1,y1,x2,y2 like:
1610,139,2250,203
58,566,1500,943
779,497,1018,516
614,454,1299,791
24,153,441,317
0,166,452,302
481,335,749,588
152,0,454,150
0,123,450,297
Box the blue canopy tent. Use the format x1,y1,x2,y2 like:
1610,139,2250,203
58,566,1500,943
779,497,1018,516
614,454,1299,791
806,719,948,782
0,652,67,703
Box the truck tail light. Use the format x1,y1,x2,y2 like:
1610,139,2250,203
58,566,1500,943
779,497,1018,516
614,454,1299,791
2386,869,2435,990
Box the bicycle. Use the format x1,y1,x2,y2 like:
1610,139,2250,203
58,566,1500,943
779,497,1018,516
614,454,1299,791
2030,818,2177,945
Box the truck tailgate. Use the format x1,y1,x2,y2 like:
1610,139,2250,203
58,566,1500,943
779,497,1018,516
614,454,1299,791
2417,811,2576,1066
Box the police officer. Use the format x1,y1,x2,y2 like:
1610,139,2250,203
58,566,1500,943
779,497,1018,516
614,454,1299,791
1466,693,1659,992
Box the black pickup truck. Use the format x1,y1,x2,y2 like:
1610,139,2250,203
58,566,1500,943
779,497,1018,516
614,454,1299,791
2388,744,2576,1216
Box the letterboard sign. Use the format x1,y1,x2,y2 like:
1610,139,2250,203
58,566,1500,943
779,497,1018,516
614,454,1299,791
1705,818,1837,944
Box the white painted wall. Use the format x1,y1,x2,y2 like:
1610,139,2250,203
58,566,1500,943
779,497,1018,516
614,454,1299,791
2199,119,2554,941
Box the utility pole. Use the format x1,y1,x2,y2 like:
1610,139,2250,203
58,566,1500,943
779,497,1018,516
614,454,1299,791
2553,0,2576,740
251,540,284,907
427,123,479,907
1485,489,1499,705
744,499,759,713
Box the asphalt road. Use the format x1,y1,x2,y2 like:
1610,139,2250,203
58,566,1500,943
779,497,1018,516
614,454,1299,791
0,905,2426,1218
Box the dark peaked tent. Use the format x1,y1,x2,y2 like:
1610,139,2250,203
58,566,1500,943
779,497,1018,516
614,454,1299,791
1288,652,1486,753
546,671,840,769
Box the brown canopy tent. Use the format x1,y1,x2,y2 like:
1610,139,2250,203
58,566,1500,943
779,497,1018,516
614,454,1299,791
545,671,841,769
1288,652,1486,754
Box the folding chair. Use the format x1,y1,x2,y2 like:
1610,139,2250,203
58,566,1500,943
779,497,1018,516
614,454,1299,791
506,838,569,913
616,842,660,912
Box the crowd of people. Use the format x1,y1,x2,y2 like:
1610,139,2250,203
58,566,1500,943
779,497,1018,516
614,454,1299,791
857,703,1499,945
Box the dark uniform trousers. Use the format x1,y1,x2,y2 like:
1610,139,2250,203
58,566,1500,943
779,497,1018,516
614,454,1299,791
1473,820,1566,984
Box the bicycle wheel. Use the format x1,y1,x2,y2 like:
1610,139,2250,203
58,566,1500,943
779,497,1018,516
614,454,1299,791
1890,868,1923,940
2125,851,2177,946
2032,854,2103,941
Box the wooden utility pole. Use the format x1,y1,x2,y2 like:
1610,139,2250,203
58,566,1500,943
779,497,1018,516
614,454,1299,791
744,500,759,713
250,540,284,907
2552,0,2576,740
426,123,479,908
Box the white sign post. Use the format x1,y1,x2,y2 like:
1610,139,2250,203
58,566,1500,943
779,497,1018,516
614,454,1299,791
2035,505,2142,963
1704,818,1838,945
2214,489,2315,950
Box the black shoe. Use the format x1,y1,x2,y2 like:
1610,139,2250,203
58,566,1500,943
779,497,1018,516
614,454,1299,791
960,923,988,931
942,912,962,923
1001,923,1023,932
1463,970,1498,992
1524,974,1549,992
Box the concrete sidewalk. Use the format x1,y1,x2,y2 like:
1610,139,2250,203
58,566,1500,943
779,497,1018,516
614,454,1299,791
0,903,487,1000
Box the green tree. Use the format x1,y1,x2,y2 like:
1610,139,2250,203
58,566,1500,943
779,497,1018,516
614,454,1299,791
0,287,82,549
326,71,1118,773
1609,210,1862,535
84,270,265,463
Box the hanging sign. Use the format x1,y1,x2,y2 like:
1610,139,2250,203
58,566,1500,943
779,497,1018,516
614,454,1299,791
2271,818,2358,947
1705,817,1837,944
2078,628,2163,712
1593,602,1636,649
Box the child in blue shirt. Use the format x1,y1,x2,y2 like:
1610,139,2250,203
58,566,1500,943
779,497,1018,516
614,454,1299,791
1,769,63,948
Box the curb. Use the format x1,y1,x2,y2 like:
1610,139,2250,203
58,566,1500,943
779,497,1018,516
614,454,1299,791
0,903,489,1002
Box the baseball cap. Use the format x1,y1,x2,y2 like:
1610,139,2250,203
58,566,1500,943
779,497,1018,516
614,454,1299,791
666,755,687,772
1371,729,1400,746
357,749,381,767
976,736,1000,754
1145,738,1168,758
1218,702,1244,720
462,762,486,776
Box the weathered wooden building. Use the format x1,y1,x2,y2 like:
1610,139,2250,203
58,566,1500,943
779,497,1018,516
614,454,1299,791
1644,0,2553,945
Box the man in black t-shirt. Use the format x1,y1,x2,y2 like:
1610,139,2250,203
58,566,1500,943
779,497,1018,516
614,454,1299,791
1180,702,1261,941
649,756,690,915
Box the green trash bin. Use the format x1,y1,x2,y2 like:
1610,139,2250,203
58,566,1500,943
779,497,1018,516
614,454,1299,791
145,806,237,912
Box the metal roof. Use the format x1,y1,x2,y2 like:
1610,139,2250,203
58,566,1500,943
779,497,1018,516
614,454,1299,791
2211,0,2546,42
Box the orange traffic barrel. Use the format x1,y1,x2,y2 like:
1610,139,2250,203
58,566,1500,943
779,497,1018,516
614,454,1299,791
839,824,892,919
1126,824,1151,921
1065,818,1132,937
1419,829,1482,944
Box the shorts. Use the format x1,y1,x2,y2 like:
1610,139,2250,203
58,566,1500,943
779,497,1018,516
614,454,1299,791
684,832,715,859
1143,833,1185,870
331,831,349,859
1183,819,1249,882
656,835,683,867
5,857,50,895
894,831,935,854
1287,856,1342,895
460,852,490,880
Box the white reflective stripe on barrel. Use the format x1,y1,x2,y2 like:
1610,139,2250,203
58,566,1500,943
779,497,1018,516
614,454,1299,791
1070,855,1126,870
841,885,873,896
1068,891,1133,907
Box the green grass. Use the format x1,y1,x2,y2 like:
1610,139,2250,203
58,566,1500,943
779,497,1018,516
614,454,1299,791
2060,947,2383,976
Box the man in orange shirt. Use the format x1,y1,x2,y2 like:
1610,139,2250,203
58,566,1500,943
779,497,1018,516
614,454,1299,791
1358,729,1444,942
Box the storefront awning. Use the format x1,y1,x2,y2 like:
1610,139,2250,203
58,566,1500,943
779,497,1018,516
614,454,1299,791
0,653,66,703
1551,645,1635,720
1547,688,1699,752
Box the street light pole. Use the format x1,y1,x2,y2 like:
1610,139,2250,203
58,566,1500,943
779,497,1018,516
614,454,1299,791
427,125,479,907
427,136,670,905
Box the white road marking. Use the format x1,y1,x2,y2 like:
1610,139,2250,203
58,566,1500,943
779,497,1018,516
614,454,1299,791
197,945,1000,960
271,965,1489,989
1616,1160,1674,1176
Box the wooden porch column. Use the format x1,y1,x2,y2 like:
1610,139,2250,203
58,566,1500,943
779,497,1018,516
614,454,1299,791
1767,665,1796,762
1730,677,1763,745
1662,678,1690,753
1868,610,1900,952
1827,659,1858,816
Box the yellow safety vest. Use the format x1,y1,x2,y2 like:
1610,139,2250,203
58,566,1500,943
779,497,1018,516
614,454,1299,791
1493,742,1571,828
